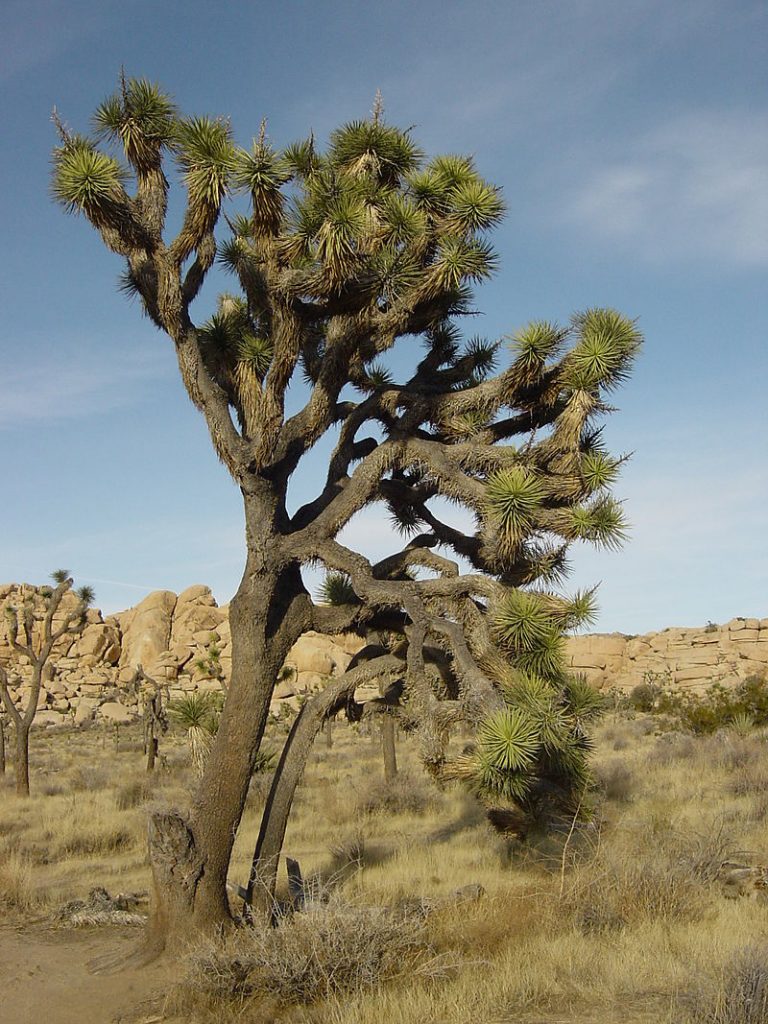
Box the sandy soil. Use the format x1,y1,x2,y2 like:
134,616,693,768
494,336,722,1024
0,922,172,1024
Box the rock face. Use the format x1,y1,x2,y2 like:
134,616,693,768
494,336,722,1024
1,580,765,726
0,583,364,725
565,618,768,692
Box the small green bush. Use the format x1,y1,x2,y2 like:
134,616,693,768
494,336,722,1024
629,681,661,712
648,673,768,735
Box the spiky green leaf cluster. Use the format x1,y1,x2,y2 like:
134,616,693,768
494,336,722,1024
52,136,128,215
565,496,628,550
492,590,565,677
318,572,360,606
232,139,289,236
485,467,545,547
168,692,219,732
463,669,604,820
93,78,177,172
565,309,642,392
175,116,235,208
329,120,423,183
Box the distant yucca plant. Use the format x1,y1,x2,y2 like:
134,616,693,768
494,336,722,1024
169,693,219,775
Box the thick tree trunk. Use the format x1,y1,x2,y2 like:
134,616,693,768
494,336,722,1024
381,716,398,782
0,717,5,774
142,488,308,952
15,724,30,797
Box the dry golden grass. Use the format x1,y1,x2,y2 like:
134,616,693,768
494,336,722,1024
2,713,768,1022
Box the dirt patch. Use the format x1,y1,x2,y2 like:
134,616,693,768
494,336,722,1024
0,921,172,1023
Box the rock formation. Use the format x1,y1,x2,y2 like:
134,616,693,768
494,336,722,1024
0,583,363,727
565,618,768,691
0,581,765,727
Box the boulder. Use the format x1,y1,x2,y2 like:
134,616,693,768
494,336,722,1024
119,590,177,670
177,584,217,607
73,623,120,661
98,701,134,724
34,711,66,728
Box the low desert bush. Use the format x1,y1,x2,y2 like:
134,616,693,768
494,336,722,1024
647,673,768,736
690,944,768,1023
174,900,439,1011
647,731,698,766
58,824,134,858
69,765,109,792
727,761,768,798
597,759,634,802
629,681,663,712
565,842,710,934
356,773,437,817
115,778,150,810
0,849,46,912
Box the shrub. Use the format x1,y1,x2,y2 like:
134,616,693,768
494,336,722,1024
356,773,437,817
597,759,634,802
0,850,44,912
115,779,151,810
176,900,437,1008
648,673,768,736
567,854,707,934
647,732,697,766
629,681,662,712
69,765,109,792
691,944,768,1023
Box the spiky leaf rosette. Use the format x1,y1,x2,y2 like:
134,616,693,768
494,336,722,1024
485,466,545,549
232,139,289,236
459,665,605,824
565,309,642,393
169,693,219,775
93,78,177,173
318,572,360,606
329,120,423,184
492,590,566,677
173,116,235,257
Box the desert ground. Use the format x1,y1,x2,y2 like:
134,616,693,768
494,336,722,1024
2,706,768,1024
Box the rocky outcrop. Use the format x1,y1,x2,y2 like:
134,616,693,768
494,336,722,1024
565,618,768,692
1,581,765,727
0,583,364,727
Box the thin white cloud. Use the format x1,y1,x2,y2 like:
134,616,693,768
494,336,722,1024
0,0,109,84
565,110,768,266
0,346,166,426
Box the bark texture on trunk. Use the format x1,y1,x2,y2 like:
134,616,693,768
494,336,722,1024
15,725,30,797
381,716,398,782
246,699,327,915
143,488,309,948
246,652,402,914
146,735,158,773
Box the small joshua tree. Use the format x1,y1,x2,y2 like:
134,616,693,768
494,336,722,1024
127,666,169,773
0,571,93,796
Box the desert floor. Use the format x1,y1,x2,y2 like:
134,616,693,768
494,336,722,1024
2,712,768,1023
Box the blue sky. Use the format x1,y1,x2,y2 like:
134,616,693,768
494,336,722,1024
1,0,765,634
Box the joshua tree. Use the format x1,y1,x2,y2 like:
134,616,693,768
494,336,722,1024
52,78,640,949
0,571,93,796
127,666,169,773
